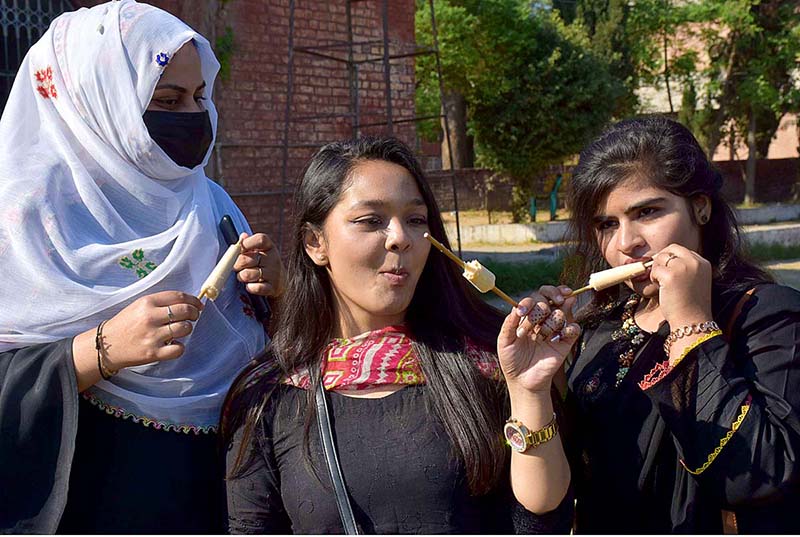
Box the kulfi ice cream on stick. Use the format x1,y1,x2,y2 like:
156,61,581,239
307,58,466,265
423,233,518,307
198,239,243,300
568,260,654,297
463,259,496,292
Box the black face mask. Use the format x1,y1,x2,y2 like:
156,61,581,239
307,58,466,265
142,110,213,169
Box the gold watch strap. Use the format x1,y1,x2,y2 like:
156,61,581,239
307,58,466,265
526,413,558,448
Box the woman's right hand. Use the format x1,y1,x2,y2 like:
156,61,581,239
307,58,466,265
101,290,204,370
497,285,580,395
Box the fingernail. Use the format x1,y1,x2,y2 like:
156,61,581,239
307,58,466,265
517,305,529,316
515,326,526,338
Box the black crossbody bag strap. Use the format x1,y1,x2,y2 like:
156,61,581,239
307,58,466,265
315,382,359,535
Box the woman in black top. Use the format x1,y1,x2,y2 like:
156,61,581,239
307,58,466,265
222,137,575,533
0,1,283,533
537,116,800,532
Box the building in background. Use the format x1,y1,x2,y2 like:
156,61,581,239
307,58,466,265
1,0,417,247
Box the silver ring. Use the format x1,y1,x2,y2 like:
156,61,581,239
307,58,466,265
665,253,678,267
166,304,176,323
165,321,175,346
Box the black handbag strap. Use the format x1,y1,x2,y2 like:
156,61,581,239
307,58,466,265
315,382,359,535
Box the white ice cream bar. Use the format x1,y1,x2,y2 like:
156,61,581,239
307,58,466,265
588,261,649,291
199,241,242,300
463,259,496,293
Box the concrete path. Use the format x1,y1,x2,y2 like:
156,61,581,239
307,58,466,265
764,259,800,289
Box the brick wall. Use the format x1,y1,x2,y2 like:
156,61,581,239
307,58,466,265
716,158,800,204
80,0,417,250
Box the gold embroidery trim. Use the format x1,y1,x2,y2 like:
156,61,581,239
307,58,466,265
680,395,751,475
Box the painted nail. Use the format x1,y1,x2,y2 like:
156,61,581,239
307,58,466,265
517,305,529,316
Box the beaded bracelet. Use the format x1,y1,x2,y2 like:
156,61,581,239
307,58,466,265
663,320,721,357
95,320,117,380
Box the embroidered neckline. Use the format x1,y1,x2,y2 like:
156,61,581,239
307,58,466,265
82,391,217,435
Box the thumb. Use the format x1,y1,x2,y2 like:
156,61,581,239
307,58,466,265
498,309,522,348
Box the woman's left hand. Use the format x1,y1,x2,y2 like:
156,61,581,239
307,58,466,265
497,285,581,395
233,232,285,298
649,243,713,328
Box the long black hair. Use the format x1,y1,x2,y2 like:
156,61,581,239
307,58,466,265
222,136,508,495
565,116,772,316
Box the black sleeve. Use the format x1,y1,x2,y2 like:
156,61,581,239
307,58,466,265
641,284,800,508
0,339,79,534
511,485,574,534
225,408,291,534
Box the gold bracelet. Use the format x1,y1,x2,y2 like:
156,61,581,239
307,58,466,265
503,413,558,453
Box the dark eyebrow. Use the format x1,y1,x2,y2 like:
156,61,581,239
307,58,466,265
593,197,666,223
350,198,427,209
153,81,206,93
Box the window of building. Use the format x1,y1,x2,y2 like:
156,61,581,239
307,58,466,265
1,0,77,113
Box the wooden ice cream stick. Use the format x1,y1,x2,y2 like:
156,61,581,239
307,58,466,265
423,233,518,308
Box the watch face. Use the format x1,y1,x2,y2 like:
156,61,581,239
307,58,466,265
504,422,527,452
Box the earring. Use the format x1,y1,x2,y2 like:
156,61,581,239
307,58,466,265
700,214,709,224
318,255,327,264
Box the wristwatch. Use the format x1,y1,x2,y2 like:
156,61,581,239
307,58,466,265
504,413,558,453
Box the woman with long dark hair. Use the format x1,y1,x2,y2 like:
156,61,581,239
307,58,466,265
542,116,800,532
222,136,575,533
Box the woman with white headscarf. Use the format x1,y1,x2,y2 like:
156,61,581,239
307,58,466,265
0,1,284,532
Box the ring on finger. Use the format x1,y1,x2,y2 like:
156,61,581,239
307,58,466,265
166,304,176,323
257,267,264,283
665,253,678,267
165,321,175,346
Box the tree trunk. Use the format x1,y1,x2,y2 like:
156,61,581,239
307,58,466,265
706,40,739,159
663,30,674,114
745,109,757,205
441,91,473,170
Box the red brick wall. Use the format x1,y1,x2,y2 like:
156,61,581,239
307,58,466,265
80,0,417,250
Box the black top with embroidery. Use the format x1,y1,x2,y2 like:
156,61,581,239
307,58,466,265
226,384,573,534
566,283,800,533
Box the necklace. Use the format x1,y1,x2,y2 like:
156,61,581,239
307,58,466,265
610,294,648,387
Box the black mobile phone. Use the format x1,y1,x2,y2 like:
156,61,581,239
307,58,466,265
219,215,271,324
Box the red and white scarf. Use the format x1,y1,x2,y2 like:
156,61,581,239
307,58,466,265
286,325,501,391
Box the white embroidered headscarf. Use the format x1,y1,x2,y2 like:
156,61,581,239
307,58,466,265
0,0,265,433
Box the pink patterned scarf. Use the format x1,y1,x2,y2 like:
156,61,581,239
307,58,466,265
285,325,500,391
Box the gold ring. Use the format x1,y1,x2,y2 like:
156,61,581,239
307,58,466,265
257,267,264,282
665,253,678,267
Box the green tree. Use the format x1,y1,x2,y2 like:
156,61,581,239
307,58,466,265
416,0,619,221
682,0,800,203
